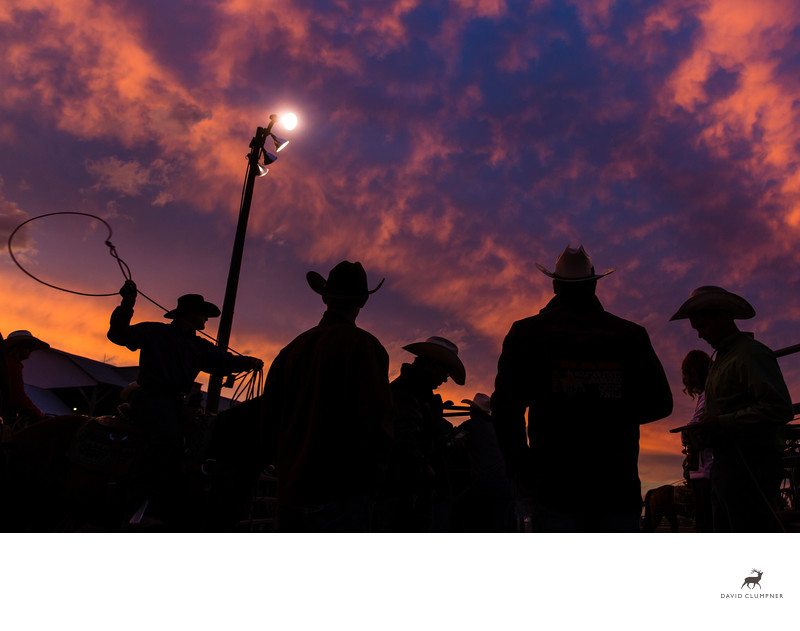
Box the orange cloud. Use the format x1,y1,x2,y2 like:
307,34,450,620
2,0,797,497
1,195,34,254
2,1,204,141
85,157,171,197
660,0,800,227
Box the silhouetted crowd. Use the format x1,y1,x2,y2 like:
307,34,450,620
1,245,795,533
254,247,793,533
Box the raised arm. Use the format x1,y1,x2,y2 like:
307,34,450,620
107,280,139,348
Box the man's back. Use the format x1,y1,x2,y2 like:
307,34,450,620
493,292,673,512
265,310,393,506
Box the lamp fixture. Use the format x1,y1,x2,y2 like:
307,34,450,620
271,134,289,152
208,110,296,412
256,148,278,176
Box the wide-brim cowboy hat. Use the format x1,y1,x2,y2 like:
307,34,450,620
461,393,491,416
670,286,755,321
403,336,466,385
536,244,615,282
307,260,384,300
164,294,221,319
4,330,50,351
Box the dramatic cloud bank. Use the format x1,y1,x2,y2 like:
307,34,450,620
2,0,799,491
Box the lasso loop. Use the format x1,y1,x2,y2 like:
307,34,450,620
7,211,176,315
7,212,123,297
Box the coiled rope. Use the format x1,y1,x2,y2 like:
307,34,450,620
7,212,167,313
9,212,129,297
7,212,262,400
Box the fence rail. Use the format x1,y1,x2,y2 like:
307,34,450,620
776,344,800,358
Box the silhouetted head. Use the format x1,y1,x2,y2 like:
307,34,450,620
537,245,613,297
687,310,740,351
681,350,712,398
670,286,752,350
164,294,220,331
4,330,50,360
307,261,384,312
403,336,466,387
552,278,598,297
537,245,614,283
670,286,755,322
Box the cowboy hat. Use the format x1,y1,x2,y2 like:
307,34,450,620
670,286,755,321
536,244,615,282
307,260,384,300
163,294,221,319
461,393,491,416
4,330,50,351
403,336,466,385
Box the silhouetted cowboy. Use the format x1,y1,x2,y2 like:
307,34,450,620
492,245,672,532
377,336,466,532
108,280,262,521
671,286,793,532
263,261,393,532
3,330,49,427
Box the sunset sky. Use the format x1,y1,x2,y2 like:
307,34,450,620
2,0,800,496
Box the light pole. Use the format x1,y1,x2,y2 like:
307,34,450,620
205,114,293,413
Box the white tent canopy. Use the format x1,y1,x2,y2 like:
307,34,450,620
17,347,138,416
23,348,137,390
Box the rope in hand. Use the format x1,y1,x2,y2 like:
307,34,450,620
230,366,264,403
7,212,262,392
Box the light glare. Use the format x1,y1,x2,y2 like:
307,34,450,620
282,113,298,130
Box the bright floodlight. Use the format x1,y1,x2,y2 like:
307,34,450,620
271,134,289,152
282,113,298,130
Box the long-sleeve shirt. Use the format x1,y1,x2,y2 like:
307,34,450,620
703,331,793,452
108,304,254,393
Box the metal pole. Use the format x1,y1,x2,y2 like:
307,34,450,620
206,125,271,413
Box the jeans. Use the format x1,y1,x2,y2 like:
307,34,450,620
711,446,783,532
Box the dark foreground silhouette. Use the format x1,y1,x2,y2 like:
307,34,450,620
1,397,267,532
